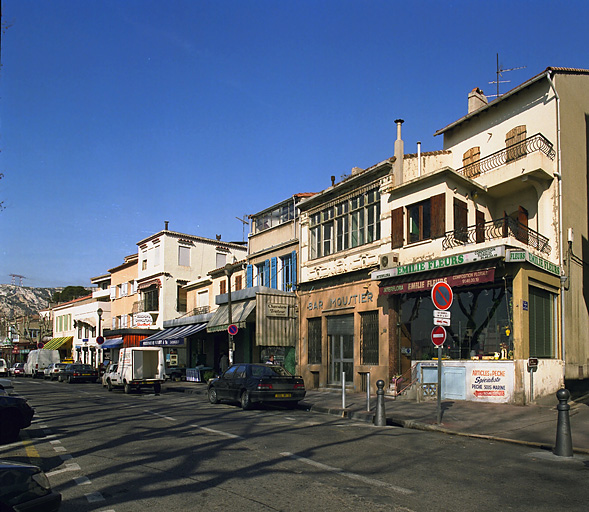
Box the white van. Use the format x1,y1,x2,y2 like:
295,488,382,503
24,350,60,378
0,358,8,377
105,347,165,394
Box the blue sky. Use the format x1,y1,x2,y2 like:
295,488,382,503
1,0,587,288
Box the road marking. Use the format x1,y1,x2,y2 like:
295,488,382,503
85,492,105,503
74,476,92,485
49,440,62,445
53,446,67,452
145,410,176,421
190,424,243,440
46,463,81,477
20,432,41,465
280,452,413,495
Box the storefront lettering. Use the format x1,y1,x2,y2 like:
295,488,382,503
307,291,373,311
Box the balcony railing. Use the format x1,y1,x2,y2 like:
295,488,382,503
456,133,556,179
442,216,551,255
132,299,159,314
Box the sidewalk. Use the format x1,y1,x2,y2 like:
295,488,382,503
164,381,589,455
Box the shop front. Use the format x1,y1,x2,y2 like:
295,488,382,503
373,245,563,404
298,276,388,392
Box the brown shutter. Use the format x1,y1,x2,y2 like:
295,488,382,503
391,207,404,248
430,193,445,238
517,206,529,244
462,147,481,177
475,210,485,243
453,198,468,242
506,125,527,162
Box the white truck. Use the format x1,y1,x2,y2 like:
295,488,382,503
24,350,60,378
105,347,165,394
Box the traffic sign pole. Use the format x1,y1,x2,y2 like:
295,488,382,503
437,345,442,424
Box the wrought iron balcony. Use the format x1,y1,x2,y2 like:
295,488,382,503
132,299,159,314
456,133,556,179
442,216,551,255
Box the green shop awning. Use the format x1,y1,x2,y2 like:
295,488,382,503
43,336,73,350
207,299,256,333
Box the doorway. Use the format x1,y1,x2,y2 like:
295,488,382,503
327,315,354,386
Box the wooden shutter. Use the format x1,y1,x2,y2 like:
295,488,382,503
391,207,404,248
462,147,481,177
270,257,278,289
246,265,253,288
291,250,297,290
430,193,446,238
516,206,529,244
453,198,468,242
475,210,485,244
506,125,527,162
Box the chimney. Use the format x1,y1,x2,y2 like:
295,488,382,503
164,220,169,231
393,119,404,186
331,175,336,186
468,87,488,113
216,234,221,241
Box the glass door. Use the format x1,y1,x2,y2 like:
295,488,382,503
327,315,354,386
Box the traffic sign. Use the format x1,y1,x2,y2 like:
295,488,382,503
431,326,446,346
433,310,451,319
37,342,44,349
96,336,105,345
433,317,451,326
228,324,238,336
431,282,453,311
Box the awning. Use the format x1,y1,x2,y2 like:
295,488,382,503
207,299,256,333
76,317,96,327
140,323,207,346
138,278,162,290
43,336,73,350
101,337,123,349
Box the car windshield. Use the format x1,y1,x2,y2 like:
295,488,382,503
250,365,292,378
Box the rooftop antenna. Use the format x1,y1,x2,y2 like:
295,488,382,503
488,53,526,99
9,274,26,286
235,215,249,242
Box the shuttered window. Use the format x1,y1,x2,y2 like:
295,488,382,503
360,311,379,365
476,209,485,243
506,125,527,162
454,198,468,243
462,146,481,177
529,286,556,358
430,193,445,238
308,318,322,364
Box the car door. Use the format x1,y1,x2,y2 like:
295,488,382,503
231,365,248,400
216,366,237,399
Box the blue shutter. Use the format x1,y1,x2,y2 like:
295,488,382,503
291,250,297,291
264,259,270,287
270,257,278,289
246,265,253,288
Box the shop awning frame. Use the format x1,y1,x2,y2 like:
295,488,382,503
43,336,73,350
140,323,207,346
206,299,256,333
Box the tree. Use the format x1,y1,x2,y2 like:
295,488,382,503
52,286,89,304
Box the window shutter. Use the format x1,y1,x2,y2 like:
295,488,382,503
291,250,297,290
430,193,446,238
462,146,481,177
475,209,485,244
391,207,404,248
506,125,527,162
246,265,253,288
270,257,278,289
264,259,270,287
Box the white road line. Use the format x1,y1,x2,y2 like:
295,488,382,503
74,476,92,485
190,424,244,440
85,492,105,503
280,452,414,496
145,410,176,421
53,446,67,452
45,463,81,477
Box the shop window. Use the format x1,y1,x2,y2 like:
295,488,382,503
360,311,379,365
308,318,322,364
529,286,556,358
506,125,527,162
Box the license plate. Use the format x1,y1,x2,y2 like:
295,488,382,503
82,373,91,376
275,393,292,398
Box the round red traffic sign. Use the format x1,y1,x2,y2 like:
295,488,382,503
96,336,105,345
431,281,453,311
431,326,447,347
37,342,44,349
228,324,238,336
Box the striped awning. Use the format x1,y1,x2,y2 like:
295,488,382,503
140,323,207,346
101,337,123,349
43,336,73,350
206,299,256,333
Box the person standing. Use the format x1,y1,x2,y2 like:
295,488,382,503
219,352,229,374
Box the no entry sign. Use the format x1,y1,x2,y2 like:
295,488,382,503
431,282,453,311
431,326,447,346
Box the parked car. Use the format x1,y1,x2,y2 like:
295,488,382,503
59,364,98,384
0,460,61,511
8,363,24,378
0,359,8,378
101,363,117,387
24,350,60,379
44,363,67,381
0,394,34,444
207,363,306,410
0,379,14,395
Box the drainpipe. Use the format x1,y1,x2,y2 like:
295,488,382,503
546,70,565,373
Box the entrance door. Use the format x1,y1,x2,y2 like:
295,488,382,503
327,315,354,386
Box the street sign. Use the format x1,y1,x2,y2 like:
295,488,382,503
228,324,238,336
37,342,44,349
433,310,451,319
431,326,446,346
433,317,451,326
96,336,105,345
431,282,453,310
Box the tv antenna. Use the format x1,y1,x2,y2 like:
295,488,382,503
488,53,526,99
235,215,249,242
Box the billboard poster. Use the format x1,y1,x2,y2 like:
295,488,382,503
467,362,514,402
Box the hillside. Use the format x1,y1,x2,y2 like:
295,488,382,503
0,284,60,318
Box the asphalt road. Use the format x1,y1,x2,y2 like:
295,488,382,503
2,379,589,512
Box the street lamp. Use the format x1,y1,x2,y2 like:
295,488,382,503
96,308,103,367
224,263,234,365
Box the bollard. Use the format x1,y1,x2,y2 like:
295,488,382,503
554,388,573,457
374,379,386,426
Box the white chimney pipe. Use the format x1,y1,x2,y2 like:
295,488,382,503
417,141,422,176
393,119,404,186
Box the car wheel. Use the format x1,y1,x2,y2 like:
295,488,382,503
240,390,252,410
208,387,219,404
0,412,22,444
124,382,132,394
107,379,113,392
153,383,161,394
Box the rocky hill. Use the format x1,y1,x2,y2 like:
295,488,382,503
0,284,60,319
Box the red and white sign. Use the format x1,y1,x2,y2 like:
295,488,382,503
431,326,446,346
431,282,453,311
228,324,238,336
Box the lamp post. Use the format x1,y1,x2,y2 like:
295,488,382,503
224,263,234,365
97,308,103,367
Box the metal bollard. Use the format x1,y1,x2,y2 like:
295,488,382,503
554,388,573,457
374,379,386,426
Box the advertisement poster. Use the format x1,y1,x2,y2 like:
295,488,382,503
467,362,514,402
